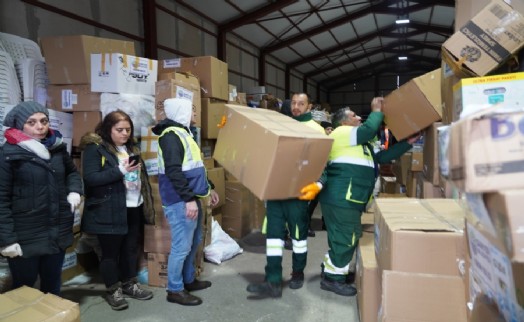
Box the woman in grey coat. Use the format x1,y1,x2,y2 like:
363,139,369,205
0,101,83,295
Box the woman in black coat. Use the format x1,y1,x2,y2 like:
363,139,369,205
80,110,155,311
0,101,83,295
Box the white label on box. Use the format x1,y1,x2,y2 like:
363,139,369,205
175,86,194,103
62,251,77,271
163,59,181,69
467,223,523,322
144,158,158,176
61,89,74,110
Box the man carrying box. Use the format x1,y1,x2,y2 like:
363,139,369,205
247,92,326,298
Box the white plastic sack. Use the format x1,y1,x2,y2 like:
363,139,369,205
204,218,243,264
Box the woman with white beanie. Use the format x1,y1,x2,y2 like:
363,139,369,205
0,101,83,295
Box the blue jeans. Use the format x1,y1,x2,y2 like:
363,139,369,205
8,250,65,295
164,200,203,292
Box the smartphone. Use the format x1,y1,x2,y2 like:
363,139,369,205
128,154,140,165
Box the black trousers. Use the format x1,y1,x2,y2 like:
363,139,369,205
97,205,142,288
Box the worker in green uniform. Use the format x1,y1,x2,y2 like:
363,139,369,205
318,97,420,296
247,92,327,298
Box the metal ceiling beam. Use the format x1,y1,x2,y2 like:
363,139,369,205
320,55,439,89
305,39,440,77
262,0,391,54
218,0,298,32
289,23,444,69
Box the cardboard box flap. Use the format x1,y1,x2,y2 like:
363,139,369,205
375,198,464,232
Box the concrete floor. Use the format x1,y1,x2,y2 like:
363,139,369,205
60,216,360,322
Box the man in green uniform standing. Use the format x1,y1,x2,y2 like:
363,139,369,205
318,97,420,296
247,92,326,298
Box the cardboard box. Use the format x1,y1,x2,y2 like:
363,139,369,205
374,198,466,276
40,35,135,85
214,105,333,200
378,271,467,322
201,98,227,139
147,253,168,288
221,181,255,239
380,176,397,194
466,219,524,322
423,122,442,185
72,111,102,147
206,167,225,208
448,109,524,192
411,151,423,172
158,56,229,101
454,72,524,121
356,233,380,322
440,60,464,124
155,74,201,126
47,84,101,112
415,174,443,199
442,0,524,77
47,108,73,139
91,53,158,95
392,153,411,185
405,171,418,198
384,69,442,140
0,286,80,321
484,189,524,262
144,224,171,254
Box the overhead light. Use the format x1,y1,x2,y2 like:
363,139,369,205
398,56,408,60
395,19,410,24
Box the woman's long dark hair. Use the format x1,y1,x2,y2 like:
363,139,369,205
95,110,135,152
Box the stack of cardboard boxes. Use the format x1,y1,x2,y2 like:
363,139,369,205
358,0,524,321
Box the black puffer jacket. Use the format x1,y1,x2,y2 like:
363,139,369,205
79,133,155,235
0,142,83,258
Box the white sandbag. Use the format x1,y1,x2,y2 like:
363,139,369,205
204,218,243,264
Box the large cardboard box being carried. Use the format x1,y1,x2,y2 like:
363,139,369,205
0,286,80,321
40,35,135,85
214,105,333,200
448,109,524,192
384,69,442,140
158,56,229,101
374,198,466,276
442,0,524,78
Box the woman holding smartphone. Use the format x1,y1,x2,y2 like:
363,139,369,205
79,110,155,311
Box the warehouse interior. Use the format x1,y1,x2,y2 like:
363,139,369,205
1,0,523,321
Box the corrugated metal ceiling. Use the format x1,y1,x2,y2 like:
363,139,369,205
180,0,455,90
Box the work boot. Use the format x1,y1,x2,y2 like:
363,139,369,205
185,279,212,292
246,281,282,298
289,271,304,289
167,290,203,306
105,283,129,310
122,280,153,300
320,278,357,296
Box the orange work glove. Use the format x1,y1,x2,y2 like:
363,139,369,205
298,182,323,200
217,115,227,128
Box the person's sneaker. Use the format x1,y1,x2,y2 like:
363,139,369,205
284,237,293,250
122,282,153,300
320,278,357,296
308,228,316,237
185,279,212,292
167,290,202,306
105,287,129,310
246,281,282,298
289,272,304,289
